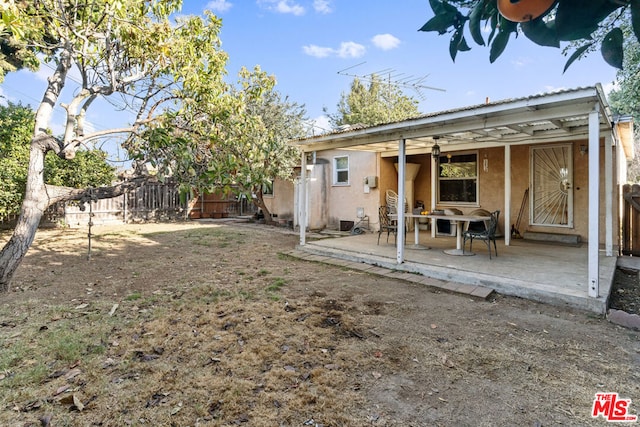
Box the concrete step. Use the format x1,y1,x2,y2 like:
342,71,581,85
523,231,581,246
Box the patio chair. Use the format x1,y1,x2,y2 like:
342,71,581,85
464,208,491,233
463,210,500,259
378,205,398,245
385,189,408,215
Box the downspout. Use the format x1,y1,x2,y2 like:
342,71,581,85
299,150,307,246
397,138,406,263
605,134,613,257
588,104,600,298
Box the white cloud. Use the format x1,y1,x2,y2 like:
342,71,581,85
303,44,334,58
371,33,400,51
337,41,366,58
511,57,533,68
259,0,305,16
303,41,366,59
206,0,233,13
313,0,332,14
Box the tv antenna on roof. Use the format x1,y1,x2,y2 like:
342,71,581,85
337,62,446,100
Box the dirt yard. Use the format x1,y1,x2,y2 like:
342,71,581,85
0,221,639,426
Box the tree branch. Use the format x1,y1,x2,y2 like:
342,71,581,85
44,175,154,206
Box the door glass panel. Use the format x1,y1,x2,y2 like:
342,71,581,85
531,145,573,227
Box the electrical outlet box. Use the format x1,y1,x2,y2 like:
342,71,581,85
365,176,378,188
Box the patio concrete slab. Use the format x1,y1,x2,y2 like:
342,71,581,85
291,230,617,314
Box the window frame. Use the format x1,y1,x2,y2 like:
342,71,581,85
333,155,350,186
436,151,479,206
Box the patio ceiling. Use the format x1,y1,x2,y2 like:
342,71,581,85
294,85,617,158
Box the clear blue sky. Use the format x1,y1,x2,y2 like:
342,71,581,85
1,0,620,157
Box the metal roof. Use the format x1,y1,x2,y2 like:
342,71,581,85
293,85,621,158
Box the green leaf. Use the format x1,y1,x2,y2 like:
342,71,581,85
601,27,623,70
487,12,499,45
556,0,622,41
521,17,559,48
563,43,593,73
419,13,456,34
468,0,486,46
631,1,640,42
489,29,510,63
449,28,470,61
429,0,458,16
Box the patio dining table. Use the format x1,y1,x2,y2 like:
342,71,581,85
426,213,491,256
389,213,430,249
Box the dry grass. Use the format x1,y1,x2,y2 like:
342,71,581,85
1,221,639,426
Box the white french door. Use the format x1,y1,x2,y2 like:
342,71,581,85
530,144,573,227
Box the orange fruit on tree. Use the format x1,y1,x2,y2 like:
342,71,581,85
497,0,556,22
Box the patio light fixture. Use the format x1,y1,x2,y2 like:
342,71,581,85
580,144,588,156
432,139,441,158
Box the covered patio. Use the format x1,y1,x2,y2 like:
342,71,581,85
296,230,616,314
291,85,633,313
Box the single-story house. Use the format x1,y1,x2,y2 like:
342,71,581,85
267,85,635,311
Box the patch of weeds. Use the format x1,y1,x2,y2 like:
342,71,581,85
200,289,234,304
265,277,286,293
237,290,255,300
42,327,94,363
257,269,269,277
265,278,286,301
217,239,231,248
126,292,142,301
0,361,49,390
277,252,295,261
0,340,29,373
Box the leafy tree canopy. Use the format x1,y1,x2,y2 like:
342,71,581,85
419,0,639,71
326,74,421,127
0,0,304,287
607,22,640,182
0,102,115,217
137,66,307,221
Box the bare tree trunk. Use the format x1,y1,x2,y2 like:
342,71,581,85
0,144,49,291
0,134,150,291
253,190,274,224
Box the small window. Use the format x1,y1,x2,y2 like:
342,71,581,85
438,152,478,204
261,180,274,197
333,156,349,185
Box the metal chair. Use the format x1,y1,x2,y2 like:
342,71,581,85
378,205,398,245
463,210,500,259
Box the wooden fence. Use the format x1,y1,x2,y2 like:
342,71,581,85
0,182,259,229
622,183,640,256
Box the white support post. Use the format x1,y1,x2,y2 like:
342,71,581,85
299,151,307,246
431,154,437,238
588,104,600,297
605,134,613,257
504,145,511,246
397,138,406,264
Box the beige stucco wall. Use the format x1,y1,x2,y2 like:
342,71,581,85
314,150,381,230
262,179,295,219
377,140,622,244
270,139,624,244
